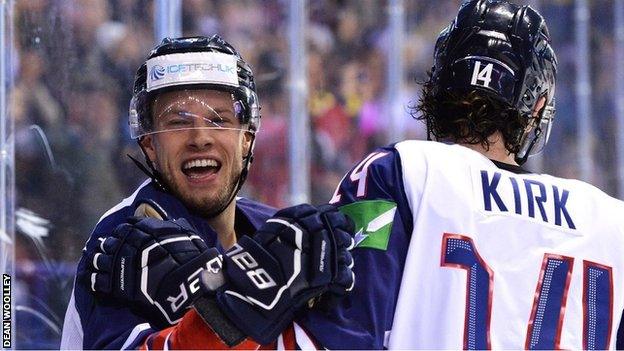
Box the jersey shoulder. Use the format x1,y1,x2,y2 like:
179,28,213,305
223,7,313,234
538,172,624,230
330,144,405,205
236,197,277,229
330,141,466,234
236,197,276,216
388,140,493,208
94,179,152,233
540,172,621,201
90,180,217,244
394,139,494,171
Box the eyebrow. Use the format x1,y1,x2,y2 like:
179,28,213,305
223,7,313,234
212,107,234,114
211,109,236,120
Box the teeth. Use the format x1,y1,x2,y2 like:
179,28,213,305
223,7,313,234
183,159,218,170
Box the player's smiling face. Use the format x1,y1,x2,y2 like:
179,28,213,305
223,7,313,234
140,89,252,216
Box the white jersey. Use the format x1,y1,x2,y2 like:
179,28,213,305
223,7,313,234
390,140,624,349
300,140,624,350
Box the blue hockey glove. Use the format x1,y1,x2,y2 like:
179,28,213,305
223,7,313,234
195,204,355,345
86,216,222,327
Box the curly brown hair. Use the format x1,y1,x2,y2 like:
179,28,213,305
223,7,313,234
413,72,528,154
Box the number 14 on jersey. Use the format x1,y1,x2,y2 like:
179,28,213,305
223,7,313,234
441,233,613,350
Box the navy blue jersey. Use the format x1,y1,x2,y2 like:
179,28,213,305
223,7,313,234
60,179,275,349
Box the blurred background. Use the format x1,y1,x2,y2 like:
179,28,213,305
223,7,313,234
0,0,622,348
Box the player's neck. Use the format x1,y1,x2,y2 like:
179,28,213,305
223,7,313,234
207,201,238,250
459,132,518,166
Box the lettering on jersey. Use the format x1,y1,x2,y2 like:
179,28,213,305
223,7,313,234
524,179,547,222
330,151,390,204
479,170,576,230
553,187,575,229
339,200,397,250
482,171,507,212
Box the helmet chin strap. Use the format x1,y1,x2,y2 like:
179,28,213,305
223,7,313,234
128,140,170,192
514,123,543,166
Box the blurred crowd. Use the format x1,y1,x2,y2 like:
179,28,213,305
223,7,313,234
8,0,620,348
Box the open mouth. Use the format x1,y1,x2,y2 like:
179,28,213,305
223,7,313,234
181,158,221,179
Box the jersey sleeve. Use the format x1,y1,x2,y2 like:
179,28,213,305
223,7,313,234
298,146,414,349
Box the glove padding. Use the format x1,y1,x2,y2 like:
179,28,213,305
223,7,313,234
86,216,222,327
197,204,355,345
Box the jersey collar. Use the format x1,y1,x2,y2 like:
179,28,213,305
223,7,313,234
491,159,531,174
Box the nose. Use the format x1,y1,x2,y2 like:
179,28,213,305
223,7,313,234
187,127,215,150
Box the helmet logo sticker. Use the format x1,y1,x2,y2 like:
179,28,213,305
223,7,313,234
150,65,166,81
470,61,494,88
146,52,239,92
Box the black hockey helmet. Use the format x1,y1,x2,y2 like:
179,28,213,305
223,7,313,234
127,36,260,216
430,0,557,163
129,35,261,139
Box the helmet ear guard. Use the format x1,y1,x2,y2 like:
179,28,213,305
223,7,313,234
429,0,557,164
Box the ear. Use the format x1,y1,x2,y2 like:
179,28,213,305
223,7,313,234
241,131,254,157
140,135,158,165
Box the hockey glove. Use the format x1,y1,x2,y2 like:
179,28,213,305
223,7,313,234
195,204,355,345
86,217,222,327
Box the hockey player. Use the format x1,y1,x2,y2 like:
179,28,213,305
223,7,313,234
297,0,624,349
60,35,355,349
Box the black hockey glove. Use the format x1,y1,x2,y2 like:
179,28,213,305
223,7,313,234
194,204,355,345
86,216,222,327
